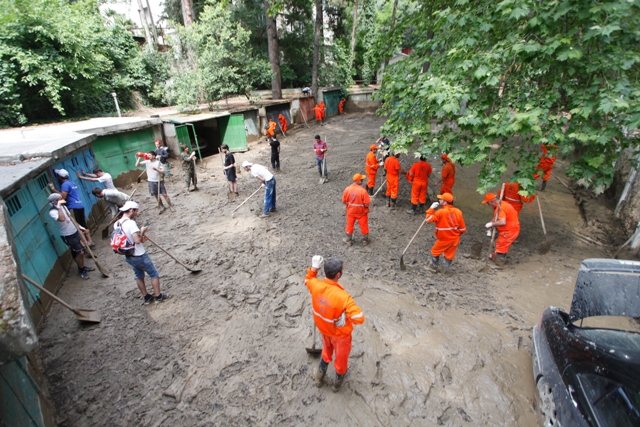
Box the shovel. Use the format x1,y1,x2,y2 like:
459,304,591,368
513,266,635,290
479,183,506,273
22,274,101,323
305,324,322,355
136,169,146,183
145,236,202,273
101,189,137,239
400,219,427,270
62,205,110,278
368,179,387,212
231,186,262,216
536,196,551,255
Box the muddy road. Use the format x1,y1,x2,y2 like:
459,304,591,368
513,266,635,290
39,113,615,426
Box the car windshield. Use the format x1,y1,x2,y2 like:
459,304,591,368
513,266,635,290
573,326,640,353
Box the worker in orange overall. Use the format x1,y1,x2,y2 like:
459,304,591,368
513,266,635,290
435,154,455,194
533,144,557,191
278,114,288,133
305,255,365,392
482,192,520,268
342,173,371,246
266,119,277,137
338,99,346,114
503,179,535,216
425,193,466,274
319,101,326,120
365,144,382,195
384,152,404,209
312,103,324,124
405,156,433,215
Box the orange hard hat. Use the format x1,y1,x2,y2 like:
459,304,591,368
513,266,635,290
481,193,497,204
437,193,454,203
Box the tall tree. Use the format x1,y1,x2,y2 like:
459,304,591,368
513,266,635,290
264,1,282,99
349,0,358,67
181,0,195,26
382,0,398,69
311,0,323,102
377,0,640,194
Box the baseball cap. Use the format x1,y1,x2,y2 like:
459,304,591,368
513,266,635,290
481,193,497,204
47,193,62,203
353,173,366,181
441,154,450,161
119,201,140,211
437,193,453,203
370,144,378,150
54,169,69,178
242,161,252,168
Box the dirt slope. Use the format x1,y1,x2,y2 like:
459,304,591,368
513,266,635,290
38,113,615,426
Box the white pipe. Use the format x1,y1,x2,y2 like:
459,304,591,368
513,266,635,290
111,92,121,118
614,153,640,217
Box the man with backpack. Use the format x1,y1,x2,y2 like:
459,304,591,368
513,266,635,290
116,201,170,305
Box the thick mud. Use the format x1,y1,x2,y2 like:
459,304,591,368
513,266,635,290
38,113,617,426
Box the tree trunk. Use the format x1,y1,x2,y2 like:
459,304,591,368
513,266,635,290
265,1,282,99
137,0,154,47
349,0,359,68
382,0,398,72
181,0,194,27
312,0,323,103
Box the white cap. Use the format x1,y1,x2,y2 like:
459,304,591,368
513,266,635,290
119,201,140,211
242,161,252,168
54,169,69,178
47,193,62,203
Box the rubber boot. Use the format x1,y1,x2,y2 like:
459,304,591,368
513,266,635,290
541,180,547,191
495,253,507,267
390,198,398,209
406,204,417,215
428,255,439,273
386,196,391,207
315,359,328,387
342,233,353,247
441,257,453,275
332,373,345,392
362,234,369,246
368,187,373,196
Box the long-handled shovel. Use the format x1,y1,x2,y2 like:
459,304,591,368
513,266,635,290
145,236,202,273
368,179,387,212
536,196,551,255
22,274,101,323
305,324,322,355
319,157,327,184
101,189,137,239
231,187,262,216
136,169,146,183
400,219,428,271
479,183,506,273
62,205,110,278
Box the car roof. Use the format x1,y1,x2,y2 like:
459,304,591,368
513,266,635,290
569,258,640,323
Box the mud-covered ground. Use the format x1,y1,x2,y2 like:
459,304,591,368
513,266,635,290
38,113,625,426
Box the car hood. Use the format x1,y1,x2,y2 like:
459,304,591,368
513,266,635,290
569,259,640,323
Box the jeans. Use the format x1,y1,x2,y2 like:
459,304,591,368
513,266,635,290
316,158,328,177
264,178,276,214
125,252,159,279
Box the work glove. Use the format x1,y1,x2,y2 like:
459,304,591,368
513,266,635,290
379,161,384,167
485,222,493,229
430,202,439,209
311,255,324,269
261,183,265,188
334,311,346,327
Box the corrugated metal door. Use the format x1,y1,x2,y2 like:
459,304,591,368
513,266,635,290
219,115,248,152
323,91,341,117
92,129,155,178
266,104,291,135
5,173,63,303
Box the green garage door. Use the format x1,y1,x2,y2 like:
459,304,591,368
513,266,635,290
92,129,155,178
323,91,341,118
219,114,247,152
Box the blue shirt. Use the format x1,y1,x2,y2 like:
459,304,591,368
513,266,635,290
61,180,83,209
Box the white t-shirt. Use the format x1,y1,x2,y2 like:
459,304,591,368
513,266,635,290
49,208,77,236
102,189,128,206
119,218,146,256
97,173,115,190
141,160,162,182
250,164,274,182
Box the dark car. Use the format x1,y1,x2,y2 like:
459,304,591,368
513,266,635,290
532,258,640,427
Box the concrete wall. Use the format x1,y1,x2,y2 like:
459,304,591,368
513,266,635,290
345,90,381,113
244,110,259,143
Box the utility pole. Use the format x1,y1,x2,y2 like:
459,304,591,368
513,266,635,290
137,0,155,47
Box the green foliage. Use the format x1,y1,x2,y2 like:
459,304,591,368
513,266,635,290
162,1,270,111
376,0,640,194
0,0,162,126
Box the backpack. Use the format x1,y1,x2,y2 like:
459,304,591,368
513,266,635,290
110,218,135,256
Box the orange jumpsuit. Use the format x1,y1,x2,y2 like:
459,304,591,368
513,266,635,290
313,104,323,121
319,102,326,120
365,152,380,189
342,183,370,235
440,159,456,194
503,182,535,215
267,120,277,137
305,268,365,375
493,201,520,254
338,99,346,113
384,156,402,198
426,204,466,260
406,160,433,205
278,114,287,133
533,145,557,181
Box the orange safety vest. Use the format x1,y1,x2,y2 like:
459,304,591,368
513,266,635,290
366,152,380,174
494,201,520,233
407,160,432,184
503,182,535,213
342,183,370,215
426,204,466,241
384,156,401,177
441,160,455,188
305,268,365,338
